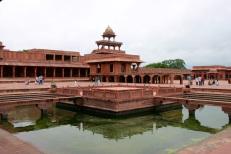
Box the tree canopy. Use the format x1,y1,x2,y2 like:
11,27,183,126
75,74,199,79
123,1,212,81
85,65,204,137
145,59,186,69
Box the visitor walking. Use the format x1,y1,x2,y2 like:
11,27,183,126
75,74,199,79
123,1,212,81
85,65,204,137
216,80,219,86
201,77,205,86
195,77,199,85
38,75,44,85
198,76,202,86
35,76,39,84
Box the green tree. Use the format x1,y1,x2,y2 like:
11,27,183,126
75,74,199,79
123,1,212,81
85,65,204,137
145,59,186,69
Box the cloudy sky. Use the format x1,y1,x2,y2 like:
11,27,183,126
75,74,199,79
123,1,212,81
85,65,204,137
0,0,231,68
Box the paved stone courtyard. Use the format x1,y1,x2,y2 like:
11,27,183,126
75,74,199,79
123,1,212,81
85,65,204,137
0,80,231,154
0,80,230,91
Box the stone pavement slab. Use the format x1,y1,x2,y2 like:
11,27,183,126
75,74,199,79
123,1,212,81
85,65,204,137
178,127,231,154
0,128,43,154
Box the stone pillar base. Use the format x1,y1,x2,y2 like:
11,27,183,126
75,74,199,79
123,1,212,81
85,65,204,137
41,109,48,116
0,113,8,121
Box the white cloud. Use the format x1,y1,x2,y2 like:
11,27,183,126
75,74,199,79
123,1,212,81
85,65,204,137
0,0,231,68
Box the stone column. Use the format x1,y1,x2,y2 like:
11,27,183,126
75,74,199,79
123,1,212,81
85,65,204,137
159,76,163,84
132,75,135,83
124,75,127,83
184,103,201,116
166,76,169,84
0,66,3,78
37,103,53,117
53,68,56,78
12,66,15,78
70,68,73,78
78,69,81,77
170,75,174,84
85,69,88,77
180,75,184,85
114,76,118,82
34,67,37,77
44,67,46,78
0,106,14,121
141,76,144,83
24,67,27,77
62,68,64,78
62,55,64,62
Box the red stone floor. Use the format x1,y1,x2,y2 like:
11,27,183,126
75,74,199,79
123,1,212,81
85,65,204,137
0,80,230,91
178,127,231,154
0,128,43,154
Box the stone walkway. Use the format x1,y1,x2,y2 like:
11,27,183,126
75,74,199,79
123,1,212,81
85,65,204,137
178,127,231,154
0,128,43,154
0,80,230,91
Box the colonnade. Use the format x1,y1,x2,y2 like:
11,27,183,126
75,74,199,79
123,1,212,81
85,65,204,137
0,65,89,78
93,74,184,84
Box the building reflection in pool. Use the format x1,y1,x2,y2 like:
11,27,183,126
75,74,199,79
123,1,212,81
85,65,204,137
0,104,229,140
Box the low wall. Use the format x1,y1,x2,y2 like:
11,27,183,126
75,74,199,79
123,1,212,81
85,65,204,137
82,88,154,102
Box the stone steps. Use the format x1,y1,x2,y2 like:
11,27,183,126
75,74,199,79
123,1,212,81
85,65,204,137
0,92,72,104
177,93,231,102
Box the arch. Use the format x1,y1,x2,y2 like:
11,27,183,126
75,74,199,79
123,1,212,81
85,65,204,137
152,75,160,84
119,75,126,82
127,75,133,83
135,75,141,83
174,75,183,85
108,76,115,82
143,75,151,83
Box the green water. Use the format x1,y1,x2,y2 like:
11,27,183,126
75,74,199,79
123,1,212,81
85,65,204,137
0,105,230,154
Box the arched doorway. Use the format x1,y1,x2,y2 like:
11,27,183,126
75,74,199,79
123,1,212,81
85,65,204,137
108,76,115,82
143,75,151,83
135,75,141,83
127,75,133,83
119,76,125,82
152,75,160,84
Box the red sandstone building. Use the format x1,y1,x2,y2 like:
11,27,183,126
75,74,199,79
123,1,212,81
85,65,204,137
0,42,89,79
192,66,231,80
85,26,190,84
0,26,190,83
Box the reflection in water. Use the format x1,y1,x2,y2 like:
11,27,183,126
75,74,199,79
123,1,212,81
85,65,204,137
0,105,230,154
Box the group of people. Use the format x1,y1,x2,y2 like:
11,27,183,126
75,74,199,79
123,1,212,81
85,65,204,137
195,77,205,86
194,76,219,86
208,79,219,86
35,75,44,85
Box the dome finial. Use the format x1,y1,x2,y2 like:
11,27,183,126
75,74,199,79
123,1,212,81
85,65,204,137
103,26,116,37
